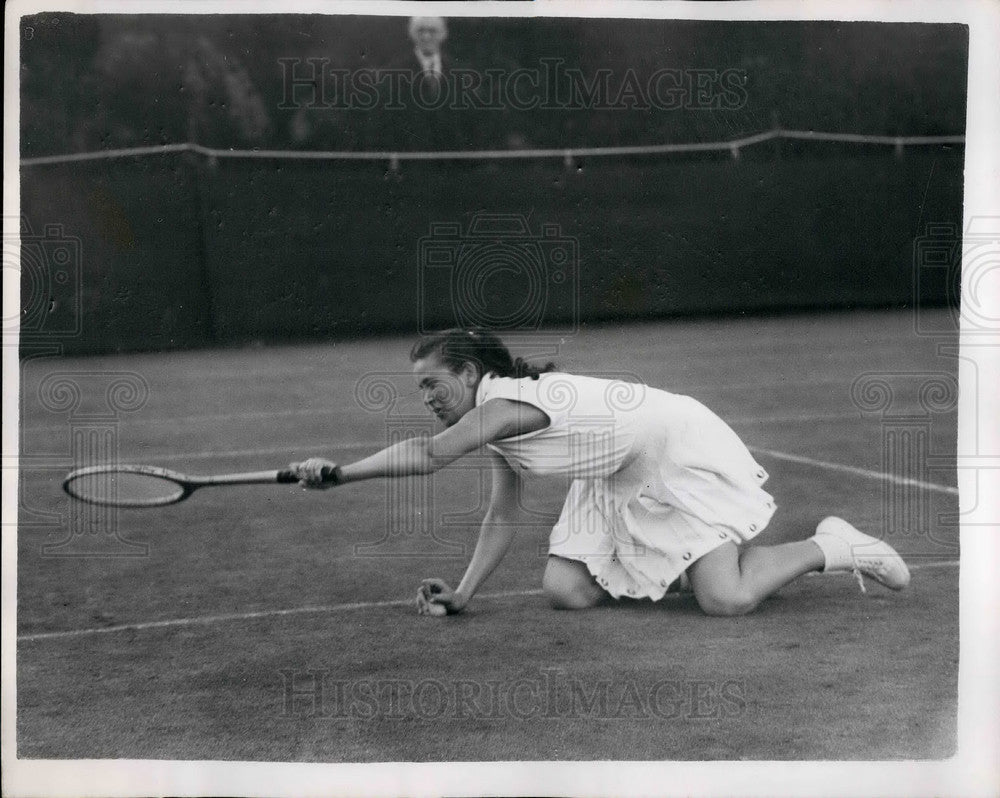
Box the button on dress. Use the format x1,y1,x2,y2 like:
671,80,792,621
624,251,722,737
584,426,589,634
476,372,776,600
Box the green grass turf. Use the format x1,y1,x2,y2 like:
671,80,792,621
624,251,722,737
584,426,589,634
16,309,959,760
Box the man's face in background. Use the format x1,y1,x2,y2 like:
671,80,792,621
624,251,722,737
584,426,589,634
409,17,447,57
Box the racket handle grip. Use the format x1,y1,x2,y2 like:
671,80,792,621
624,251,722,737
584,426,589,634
276,466,342,484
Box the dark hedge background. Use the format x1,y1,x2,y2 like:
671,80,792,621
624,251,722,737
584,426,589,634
19,16,967,353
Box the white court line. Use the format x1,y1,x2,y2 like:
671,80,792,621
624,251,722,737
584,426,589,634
19,406,876,435
29,437,958,498
815,559,960,578
20,426,958,497
16,560,959,644
20,395,958,435
19,406,355,434
18,405,411,435
122,439,958,500
17,588,545,643
750,447,959,496
151,441,377,462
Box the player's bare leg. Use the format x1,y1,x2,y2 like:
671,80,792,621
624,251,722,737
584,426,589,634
542,555,610,610
688,516,911,616
687,540,825,616
545,542,826,613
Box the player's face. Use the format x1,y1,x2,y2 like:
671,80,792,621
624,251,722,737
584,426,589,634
412,354,478,427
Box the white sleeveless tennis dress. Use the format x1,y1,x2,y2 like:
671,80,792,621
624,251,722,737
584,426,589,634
476,371,776,601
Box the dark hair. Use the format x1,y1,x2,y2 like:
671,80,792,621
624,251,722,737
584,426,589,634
409,329,556,380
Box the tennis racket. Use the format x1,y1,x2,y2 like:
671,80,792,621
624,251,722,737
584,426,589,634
62,463,337,508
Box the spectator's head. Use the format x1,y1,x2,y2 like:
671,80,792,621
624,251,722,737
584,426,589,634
408,17,448,57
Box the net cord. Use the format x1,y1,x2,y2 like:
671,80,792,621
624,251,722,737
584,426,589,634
20,128,965,167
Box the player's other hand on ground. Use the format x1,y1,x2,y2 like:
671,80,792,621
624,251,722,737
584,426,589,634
418,578,467,616
290,457,340,489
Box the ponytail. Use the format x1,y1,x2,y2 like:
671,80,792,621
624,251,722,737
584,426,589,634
410,329,556,380
510,355,556,380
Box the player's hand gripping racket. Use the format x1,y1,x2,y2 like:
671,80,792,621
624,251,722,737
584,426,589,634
62,463,339,508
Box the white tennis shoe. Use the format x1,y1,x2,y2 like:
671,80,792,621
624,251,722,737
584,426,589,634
811,516,911,592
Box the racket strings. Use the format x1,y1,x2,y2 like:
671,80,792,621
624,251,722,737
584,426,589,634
64,470,186,507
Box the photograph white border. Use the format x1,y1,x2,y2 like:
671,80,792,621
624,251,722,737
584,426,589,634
4,1,998,796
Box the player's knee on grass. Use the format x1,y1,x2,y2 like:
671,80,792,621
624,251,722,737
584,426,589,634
693,586,759,617
687,542,759,617
543,556,606,610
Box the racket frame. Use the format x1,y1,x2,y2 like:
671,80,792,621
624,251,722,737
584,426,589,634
62,464,299,508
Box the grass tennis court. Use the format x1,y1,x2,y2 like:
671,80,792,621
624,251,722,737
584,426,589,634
16,309,959,761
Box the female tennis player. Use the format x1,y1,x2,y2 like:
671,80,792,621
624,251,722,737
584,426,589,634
291,329,910,617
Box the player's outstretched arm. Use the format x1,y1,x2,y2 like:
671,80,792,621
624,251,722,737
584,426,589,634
419,452,525,616
293,399,547,488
